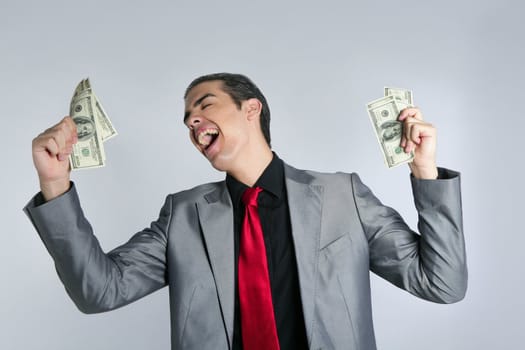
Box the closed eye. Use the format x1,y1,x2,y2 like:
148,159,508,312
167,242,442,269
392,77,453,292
202,104,212,110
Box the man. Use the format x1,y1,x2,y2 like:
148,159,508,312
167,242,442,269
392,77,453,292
25,73,467,350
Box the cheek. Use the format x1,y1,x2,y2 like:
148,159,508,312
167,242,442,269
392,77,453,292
214,111,249,148
222,124,247,148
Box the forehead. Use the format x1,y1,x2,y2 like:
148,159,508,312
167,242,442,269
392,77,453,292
184,80,225,106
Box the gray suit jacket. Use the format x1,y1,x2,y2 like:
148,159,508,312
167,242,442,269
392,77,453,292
24,163,467,350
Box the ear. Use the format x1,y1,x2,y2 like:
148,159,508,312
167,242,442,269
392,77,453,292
244,98,262,121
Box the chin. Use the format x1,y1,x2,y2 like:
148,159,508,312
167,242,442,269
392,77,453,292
205,154,227,172
209,161,227,172
206,152,239,174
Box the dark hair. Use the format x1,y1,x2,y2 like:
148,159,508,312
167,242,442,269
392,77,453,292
184,73,271,147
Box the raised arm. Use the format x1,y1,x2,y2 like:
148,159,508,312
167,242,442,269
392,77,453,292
26,117,169,313
354,108,467,302
352,170,467,303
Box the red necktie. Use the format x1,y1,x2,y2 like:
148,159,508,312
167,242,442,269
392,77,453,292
238,187,280,350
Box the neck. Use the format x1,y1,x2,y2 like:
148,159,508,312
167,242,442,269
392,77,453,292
227,145,273,187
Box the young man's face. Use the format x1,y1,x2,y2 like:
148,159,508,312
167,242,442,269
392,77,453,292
184,80,253,172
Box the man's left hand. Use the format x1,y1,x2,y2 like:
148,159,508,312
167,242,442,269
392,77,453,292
398,107,438,179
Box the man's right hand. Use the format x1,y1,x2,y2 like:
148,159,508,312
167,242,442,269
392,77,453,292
32,116,78,201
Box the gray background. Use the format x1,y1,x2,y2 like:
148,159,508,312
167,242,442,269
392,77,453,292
1,0,523,349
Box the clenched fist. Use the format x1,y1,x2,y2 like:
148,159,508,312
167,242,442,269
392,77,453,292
32,116,78,201
398,107,438,179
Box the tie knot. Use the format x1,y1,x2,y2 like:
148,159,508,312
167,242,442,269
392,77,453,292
242,187,262,207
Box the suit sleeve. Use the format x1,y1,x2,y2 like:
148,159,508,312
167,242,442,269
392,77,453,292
23,182,170,313
351,168,467,303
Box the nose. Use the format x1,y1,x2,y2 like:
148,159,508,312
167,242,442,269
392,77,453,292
187,114,202,130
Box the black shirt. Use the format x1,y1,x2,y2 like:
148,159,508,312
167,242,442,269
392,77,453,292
226,153,308,350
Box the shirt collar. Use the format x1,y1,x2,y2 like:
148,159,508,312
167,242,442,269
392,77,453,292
226,152,285,206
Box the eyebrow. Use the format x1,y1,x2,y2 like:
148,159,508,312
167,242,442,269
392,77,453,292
183,93,216,123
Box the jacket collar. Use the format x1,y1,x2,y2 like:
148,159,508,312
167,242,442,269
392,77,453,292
197,162,323,348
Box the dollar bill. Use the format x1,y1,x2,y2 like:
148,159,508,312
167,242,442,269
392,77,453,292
72,78,90,99
367,95,414,168
69,90,106,169
94,95,117,141
69,78,117,169
384,87,413,106
72,79,117,142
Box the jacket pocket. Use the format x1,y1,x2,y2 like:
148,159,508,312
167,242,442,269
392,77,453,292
180,282,228,349
321,233,352,261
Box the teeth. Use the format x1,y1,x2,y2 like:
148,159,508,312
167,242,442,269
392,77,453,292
197,128,219,146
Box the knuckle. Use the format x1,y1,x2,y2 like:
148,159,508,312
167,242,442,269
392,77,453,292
44,139,56,152
59,122,69,132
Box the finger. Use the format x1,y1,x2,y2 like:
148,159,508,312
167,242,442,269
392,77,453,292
60,144,74,161
52,131,68,161
402,118,423,153
64,116,78,143
401,122,414,153
405,139,416,153
35,134,60,157
398,107,423,121
409,122,435,143
403,118,412,143
400,135,407,148
47,121,75,161
58,116,77,144
409,124,423,146
51,117,76,145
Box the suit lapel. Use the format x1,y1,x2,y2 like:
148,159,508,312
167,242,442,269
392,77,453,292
196,184,235,348
284,164,324,346
194,165,324,348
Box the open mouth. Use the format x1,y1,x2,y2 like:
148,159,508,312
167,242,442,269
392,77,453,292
197,128,219,151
